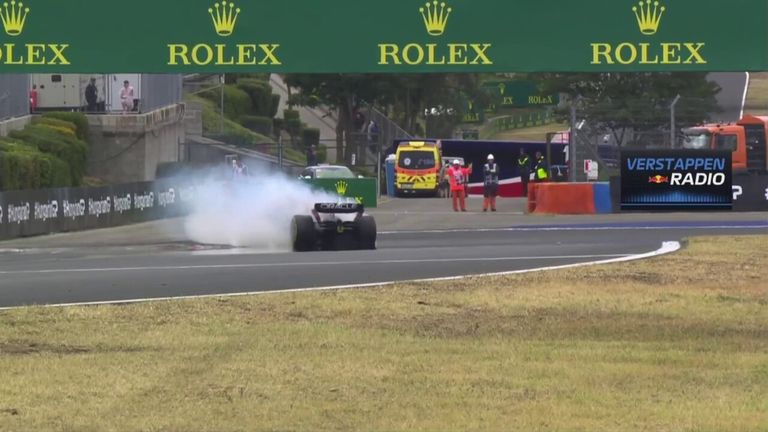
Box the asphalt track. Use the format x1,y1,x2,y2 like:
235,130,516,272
0,198,765,308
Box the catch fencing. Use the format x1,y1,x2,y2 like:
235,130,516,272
560,95,737,182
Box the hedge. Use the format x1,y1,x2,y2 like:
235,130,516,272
302,128,320,148
283,109,300,120
200,85,252,121
240,115,273,137
237,79,274,117
41,112,89,141
0,140,71,191
9,124,88,186
33,117,78,136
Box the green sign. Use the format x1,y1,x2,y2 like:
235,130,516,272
302,178,378,208
481,82,560,109
0,0,765,72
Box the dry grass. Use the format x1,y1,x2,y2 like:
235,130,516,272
0,236,767,431
744,72,768,116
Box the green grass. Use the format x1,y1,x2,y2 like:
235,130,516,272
744,72,768,116
186,94,273,143
490,122,568,141
186,94,305,165
0,235,766,431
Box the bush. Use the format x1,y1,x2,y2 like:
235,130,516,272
273,117,284,133
200,85,253,121
316,144,328,164
285,118,302,138
33,117,78,135
302,128,320,148
240,115,273,136
42,112,89,141
283,109,300,120
0,140,71,191
237,79,275,117
9,124,88,186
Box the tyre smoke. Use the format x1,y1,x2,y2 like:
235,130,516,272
183,172,337,249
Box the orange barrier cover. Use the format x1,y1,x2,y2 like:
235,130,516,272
530,183,596,214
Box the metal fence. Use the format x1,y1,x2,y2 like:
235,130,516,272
140,74,183,113
0,74,30,121
558,95,736,182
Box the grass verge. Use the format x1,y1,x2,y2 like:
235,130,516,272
0,235,766,431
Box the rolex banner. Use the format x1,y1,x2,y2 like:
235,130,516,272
0,0,765,72
301,178,378,208
620,150,733,211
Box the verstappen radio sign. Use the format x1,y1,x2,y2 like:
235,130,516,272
620,149,732,210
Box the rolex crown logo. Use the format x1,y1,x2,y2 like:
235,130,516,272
208,1,240,36
0,0,30,36
335,181,348,196
632,0,665,36
419,0,452,36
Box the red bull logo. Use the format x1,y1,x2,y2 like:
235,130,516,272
648,174,670,184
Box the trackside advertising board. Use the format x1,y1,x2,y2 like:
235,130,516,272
0,0,765,72
620,150,732,211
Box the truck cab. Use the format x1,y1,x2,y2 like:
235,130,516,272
681,115,768,173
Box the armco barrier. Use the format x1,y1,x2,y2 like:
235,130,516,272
301,178,378,208
0,179,197,241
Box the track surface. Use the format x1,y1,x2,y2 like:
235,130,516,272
0,198,765,308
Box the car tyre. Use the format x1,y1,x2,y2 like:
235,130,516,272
291,215,316,252
357,215,377,250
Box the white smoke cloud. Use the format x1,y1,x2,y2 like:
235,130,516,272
183,171,337,250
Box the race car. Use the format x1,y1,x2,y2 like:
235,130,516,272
290,201,377,251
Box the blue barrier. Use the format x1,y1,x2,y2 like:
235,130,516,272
592,182,613,214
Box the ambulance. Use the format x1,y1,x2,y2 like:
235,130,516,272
394,141,441,196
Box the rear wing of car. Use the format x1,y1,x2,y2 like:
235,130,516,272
313,202,364,214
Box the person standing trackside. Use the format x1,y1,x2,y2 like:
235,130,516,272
85,78,98,112
483,154,499,212
448,159,468,212
120,80,134,114
518,147,531,196
29,84,38,113
534,151,549,182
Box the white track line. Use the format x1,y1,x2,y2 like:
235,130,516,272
0,253,633,275
378,225,767,234
0,242,680,310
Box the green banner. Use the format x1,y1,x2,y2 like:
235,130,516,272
0,0,765,72
302,178,378,208
481,82,559,109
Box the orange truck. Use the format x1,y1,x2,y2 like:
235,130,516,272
681,114,768,173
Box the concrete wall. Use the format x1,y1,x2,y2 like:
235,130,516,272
0,115,32,137
87,104,186,184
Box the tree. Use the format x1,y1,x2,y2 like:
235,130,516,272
534,73,721,147
283,74,395,164
282,74,486,163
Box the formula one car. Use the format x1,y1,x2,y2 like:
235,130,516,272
290,201,377,251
